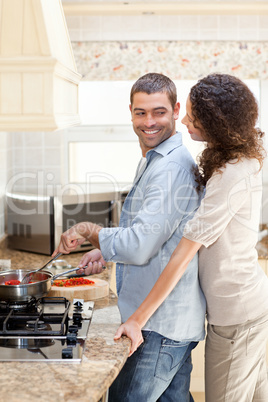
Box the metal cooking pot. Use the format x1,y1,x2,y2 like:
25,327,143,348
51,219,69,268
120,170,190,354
0,267,80,302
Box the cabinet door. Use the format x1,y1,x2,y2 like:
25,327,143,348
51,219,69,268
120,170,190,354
109,262,117,296
258,258,267,274
190,340,205,392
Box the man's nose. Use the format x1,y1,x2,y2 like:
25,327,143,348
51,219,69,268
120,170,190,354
144,114,156,127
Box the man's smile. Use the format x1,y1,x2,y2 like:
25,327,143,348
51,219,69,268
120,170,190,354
142,129,161,135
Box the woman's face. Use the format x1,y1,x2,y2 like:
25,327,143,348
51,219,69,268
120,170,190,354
181,95,204,142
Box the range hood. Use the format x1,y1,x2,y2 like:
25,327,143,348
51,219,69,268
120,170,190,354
0,0,81,131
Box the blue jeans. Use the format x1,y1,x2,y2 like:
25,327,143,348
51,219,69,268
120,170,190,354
108,330,198,402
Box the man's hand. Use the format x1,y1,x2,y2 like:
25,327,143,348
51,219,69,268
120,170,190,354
77,249,106,276
52,222,102,257
52,224,87,256
114,319,144,357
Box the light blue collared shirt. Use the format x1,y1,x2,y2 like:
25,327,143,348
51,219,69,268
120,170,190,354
99,133,206,341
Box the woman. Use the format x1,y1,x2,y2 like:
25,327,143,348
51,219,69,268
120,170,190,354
114,73,268,401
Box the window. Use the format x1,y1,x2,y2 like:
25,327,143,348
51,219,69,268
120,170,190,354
69,140,141,184
66,79,260,186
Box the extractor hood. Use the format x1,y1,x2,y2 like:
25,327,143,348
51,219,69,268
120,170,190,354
0,0,81,131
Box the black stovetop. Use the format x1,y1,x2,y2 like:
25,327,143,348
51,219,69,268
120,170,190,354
0,297,94,362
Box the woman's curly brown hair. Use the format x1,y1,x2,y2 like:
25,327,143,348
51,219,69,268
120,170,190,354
190,73,266,190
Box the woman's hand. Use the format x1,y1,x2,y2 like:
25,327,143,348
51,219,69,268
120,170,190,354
77,249,106,275
114,319,144,357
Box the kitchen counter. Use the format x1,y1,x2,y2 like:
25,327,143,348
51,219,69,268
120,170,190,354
1,233,268,402
0,238,130,402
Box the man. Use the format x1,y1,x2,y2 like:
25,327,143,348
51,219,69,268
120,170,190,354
53,73,206,402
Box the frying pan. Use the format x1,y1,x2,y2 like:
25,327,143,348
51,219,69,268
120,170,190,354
0,268,82,303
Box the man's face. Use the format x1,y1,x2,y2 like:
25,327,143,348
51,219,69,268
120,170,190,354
130,92,180,156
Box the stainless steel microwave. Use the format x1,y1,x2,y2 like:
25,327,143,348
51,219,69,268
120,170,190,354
6,186,125,255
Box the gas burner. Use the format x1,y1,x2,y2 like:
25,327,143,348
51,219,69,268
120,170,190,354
0,337,55,349
0,297,94,362
0,298,38,312
26,320,50,331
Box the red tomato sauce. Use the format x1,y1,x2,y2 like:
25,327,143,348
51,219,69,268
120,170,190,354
53,277,95,287
5,280,21,285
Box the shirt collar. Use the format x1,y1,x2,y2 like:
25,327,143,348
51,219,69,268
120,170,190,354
146,132,182,159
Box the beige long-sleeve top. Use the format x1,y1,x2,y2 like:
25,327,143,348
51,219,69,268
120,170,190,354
184,158,268,326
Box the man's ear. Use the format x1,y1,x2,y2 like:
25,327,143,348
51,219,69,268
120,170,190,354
174,102,180,120
129,104,132,112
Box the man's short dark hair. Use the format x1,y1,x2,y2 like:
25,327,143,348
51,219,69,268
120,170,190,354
130,73,177,109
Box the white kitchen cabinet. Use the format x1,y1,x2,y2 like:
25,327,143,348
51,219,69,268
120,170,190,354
109,262,117,296
190,341,205,393
258,258,267,274
0,0,80,131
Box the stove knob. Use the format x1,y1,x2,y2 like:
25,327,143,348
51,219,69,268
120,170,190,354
62,347,73,359
69,325,79,334
74,301,83,310
67,332,77,345
73,312,82,326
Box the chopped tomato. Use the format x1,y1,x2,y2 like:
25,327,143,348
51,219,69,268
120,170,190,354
53,277,95,287
5,280,21,285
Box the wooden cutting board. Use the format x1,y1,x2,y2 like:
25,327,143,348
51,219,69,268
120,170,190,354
47,277,109,301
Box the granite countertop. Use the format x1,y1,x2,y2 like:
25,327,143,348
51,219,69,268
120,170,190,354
0,238,131,402
0,232,267,401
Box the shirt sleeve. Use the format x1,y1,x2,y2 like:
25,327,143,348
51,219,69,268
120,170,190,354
183,162,255,247
99,161,200,265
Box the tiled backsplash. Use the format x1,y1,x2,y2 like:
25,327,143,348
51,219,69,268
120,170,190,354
65,14,268,42
6,132,63,193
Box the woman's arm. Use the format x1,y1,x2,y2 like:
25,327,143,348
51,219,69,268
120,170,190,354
115,237,202,356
